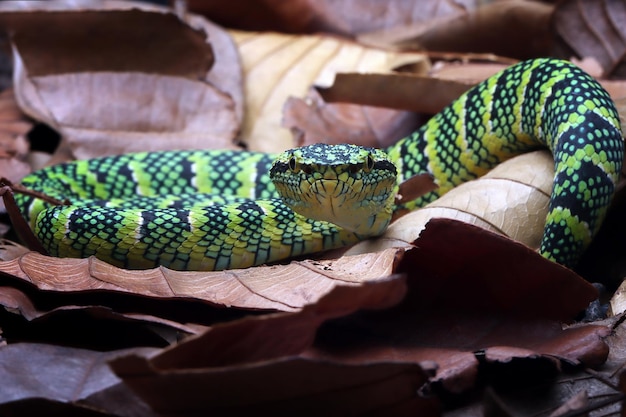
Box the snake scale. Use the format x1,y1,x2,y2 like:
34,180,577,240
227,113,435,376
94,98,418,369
12,58,624,271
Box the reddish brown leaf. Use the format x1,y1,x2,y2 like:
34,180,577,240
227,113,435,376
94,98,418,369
402,219,597,321
112,355,437,417
307,219,607,393
110,275,437,416
147,275,407,369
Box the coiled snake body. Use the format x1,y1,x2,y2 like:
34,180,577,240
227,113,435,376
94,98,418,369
13,59,624,270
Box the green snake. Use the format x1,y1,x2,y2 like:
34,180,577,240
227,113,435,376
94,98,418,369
11,58,624,270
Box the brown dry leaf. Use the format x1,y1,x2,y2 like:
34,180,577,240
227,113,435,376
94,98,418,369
147,275,408,369
282,59,512,149
358,1,553,60
113,355,436,417
553,0,626,77
110,277,437,417
318,71,472,115
187,0,474,36
231,30,428,152
0,1,241,159
282,88,421,149
0,247,403,312
0,343,158,416
309,219,606,394
0,285,206,339
0,89,31,183
0,239,28,261
108,219,604,414
347,150,553,257
610,281,626,316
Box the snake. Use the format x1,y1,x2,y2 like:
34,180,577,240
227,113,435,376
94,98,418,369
10,58,624,271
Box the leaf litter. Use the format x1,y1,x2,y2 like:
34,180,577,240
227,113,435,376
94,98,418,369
0,0,625,416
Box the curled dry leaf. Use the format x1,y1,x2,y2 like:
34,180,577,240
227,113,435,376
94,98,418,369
0,2,242,158
0,247,403,312
231,30,428,152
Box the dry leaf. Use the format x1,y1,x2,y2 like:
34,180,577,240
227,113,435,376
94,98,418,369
308,219,606,393
0,89,31,183
0,248,403,312
110,278,436,417
282,88,421,149
187,0,474,36
112,355,436,417
358,1,553,60
231,30,427,152
553,0,626,77
0,239,28,262
0,285,205,339
147,275,408,369
108,219,605,414
317,71,472,115
0,2,242,159
0,343,158,416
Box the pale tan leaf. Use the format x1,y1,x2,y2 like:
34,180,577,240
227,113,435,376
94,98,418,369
231,30,427,152
609,280,626,316
346,151,553,256
0,247,403,312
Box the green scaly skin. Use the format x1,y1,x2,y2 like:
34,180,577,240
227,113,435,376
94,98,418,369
13,58,624,270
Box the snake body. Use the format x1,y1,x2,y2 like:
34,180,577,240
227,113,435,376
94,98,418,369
14,58,624,270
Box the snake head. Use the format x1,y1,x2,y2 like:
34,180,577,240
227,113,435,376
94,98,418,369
270,143,398,237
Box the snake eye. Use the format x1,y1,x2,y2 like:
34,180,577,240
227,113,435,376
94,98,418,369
365,155,375,171
288,156,297,171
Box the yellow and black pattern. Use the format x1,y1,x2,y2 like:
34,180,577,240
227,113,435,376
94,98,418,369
389,58,623,266
13,58,624,270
